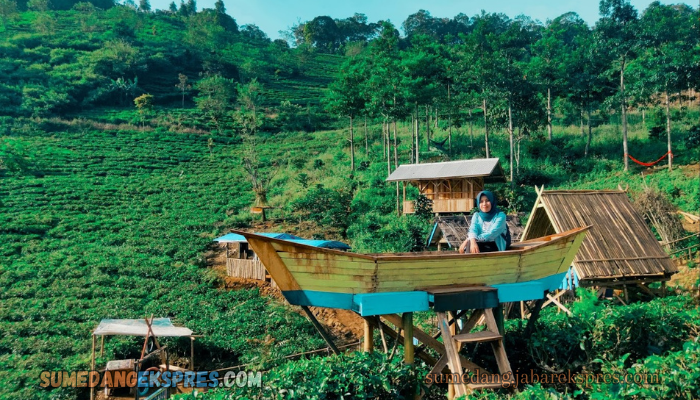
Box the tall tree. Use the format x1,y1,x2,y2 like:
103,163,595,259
565,26,611,156
175,73,190,108
324,57,368,171
493,15,542,187
194,74,235,134
597,0,639,171
457,12,511,158
365,21,407,175
401,34,443,159
133,93,153,128
530,12,585,140
629,2,697,170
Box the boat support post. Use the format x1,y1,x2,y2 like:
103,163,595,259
301,306,340,355
363,318,374,353
402,312,414,365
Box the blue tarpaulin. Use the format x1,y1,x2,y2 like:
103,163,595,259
214,232,301,242
214,233,351,250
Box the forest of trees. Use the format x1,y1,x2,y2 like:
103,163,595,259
0,0,698,180
321,3,699,179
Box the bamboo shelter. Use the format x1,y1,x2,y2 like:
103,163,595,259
386,158,506,214
521,188,677,288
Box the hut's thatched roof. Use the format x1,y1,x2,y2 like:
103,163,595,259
521,189,677,284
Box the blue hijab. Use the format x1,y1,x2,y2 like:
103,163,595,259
476,190,500,222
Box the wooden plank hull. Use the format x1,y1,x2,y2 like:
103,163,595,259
235,227,589,295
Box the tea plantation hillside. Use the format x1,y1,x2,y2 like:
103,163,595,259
1,109,698,399
1,2,700,399
0,6,344,117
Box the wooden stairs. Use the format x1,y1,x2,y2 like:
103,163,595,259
430,286,514,397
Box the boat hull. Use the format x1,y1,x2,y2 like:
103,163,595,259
237,227,589,315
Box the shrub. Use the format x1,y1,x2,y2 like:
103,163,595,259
517,168,552,187
173,351,425,400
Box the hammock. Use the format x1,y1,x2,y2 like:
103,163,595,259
627,151,673,167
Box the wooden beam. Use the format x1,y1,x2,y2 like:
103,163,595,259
494,304,504,335
377,320,438,366
246,238,301,291
301,306,340,355
381,313,486,373
437,312,467,397
541,289,567,308
636,283,657,298
524,298,545,337
545,293,572,316
375,316,389,353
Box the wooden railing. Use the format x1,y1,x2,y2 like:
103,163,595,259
226,258,265,280
403,198,474,214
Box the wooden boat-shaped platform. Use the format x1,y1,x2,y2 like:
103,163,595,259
232,227,589,316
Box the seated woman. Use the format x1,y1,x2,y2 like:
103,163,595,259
459,190,511,254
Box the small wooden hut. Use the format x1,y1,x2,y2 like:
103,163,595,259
386,158,506,214
521,188,677,288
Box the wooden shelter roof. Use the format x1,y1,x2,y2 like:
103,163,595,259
386,158,506,183
521,189,677,283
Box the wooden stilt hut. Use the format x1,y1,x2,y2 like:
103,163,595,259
386,158,506,214
521,187,678,291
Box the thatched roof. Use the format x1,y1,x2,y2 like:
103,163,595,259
386,158,506,183
521,189,677,284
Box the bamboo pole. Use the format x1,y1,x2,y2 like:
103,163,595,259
402,312,414,365
376,316,388,353
191,337,195,370
363,318,374,353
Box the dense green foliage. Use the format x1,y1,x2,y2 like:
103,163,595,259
177,293,700,400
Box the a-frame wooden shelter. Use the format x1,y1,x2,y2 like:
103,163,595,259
521,188,677,297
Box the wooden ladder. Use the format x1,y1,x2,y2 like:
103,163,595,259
436,308,513,397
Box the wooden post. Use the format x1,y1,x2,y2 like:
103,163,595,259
190,337,195,370
494,304,505,335
525,298,545,337
376,316,389,353
90,335,96,400
402,312,414,365
301,306,340,355
100,336,104,357
448,311,456,400
363,318,374,353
